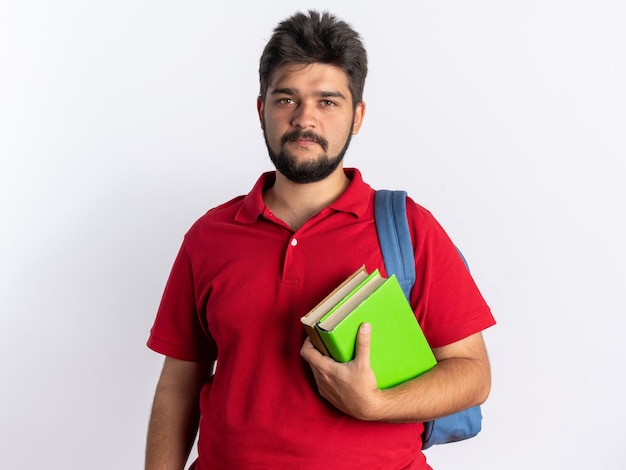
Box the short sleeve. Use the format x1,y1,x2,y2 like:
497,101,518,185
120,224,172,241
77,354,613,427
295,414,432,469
407,201,495,348
147,241,217,362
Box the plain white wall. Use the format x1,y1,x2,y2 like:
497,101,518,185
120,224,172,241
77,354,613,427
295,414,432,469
1,1,625,468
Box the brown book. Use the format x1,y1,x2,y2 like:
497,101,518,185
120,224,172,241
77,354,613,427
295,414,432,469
300,266,369,356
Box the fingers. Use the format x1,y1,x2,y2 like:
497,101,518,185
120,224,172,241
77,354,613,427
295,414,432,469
300,337,332,367
300,337,316,361
302,324,372,368
354,322,371,369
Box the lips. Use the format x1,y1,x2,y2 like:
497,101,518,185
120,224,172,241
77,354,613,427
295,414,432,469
293,138,316,146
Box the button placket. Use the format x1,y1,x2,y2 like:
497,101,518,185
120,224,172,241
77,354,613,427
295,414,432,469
282,235,301,285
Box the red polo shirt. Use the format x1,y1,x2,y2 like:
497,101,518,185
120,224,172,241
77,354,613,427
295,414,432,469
148,168,495,470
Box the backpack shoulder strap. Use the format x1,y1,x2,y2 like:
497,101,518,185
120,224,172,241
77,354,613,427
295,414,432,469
374,190,415,299
375,189,483,449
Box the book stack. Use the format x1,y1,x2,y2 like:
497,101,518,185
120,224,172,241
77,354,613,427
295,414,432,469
301,266,437,389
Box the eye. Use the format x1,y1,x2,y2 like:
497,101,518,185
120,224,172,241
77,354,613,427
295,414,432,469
320,100,337,107
277,98,296,106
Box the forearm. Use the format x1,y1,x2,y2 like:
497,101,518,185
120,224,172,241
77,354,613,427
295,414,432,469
145,387,200,469
301,328,491,424
145,358,209,470
365,353,491,423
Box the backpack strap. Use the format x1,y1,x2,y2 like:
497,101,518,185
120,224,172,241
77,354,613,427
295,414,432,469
374,189,483,449
374,190,415,299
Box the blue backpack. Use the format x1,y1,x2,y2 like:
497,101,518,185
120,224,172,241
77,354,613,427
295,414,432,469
374,190,483,450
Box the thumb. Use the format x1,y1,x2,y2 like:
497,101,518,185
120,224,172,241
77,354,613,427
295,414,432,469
354,322,372,368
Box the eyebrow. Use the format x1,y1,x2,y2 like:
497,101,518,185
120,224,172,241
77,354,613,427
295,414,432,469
270,88,348,100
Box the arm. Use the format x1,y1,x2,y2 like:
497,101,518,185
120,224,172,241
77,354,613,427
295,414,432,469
300,323,491,422
145,356,211,470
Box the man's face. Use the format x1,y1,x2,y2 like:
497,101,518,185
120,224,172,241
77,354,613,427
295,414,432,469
257,63,365,184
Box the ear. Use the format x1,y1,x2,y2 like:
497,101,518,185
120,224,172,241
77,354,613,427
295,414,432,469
351,101,366,135
257,96,265,130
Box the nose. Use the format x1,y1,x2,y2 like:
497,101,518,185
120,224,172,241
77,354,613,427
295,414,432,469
291,101,317,129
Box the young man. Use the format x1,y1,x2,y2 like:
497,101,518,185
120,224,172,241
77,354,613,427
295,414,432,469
146,10,495,470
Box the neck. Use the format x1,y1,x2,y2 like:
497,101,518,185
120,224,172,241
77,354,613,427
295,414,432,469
264,167,350,230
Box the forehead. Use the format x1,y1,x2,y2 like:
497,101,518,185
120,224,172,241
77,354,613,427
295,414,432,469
268,63,351,96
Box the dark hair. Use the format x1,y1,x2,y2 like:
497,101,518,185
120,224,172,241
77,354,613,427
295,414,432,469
259,10,368,107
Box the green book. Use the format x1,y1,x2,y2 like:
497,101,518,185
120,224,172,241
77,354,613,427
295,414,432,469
301,266,437,390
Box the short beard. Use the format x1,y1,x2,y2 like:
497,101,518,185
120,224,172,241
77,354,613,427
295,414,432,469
263,127,354,184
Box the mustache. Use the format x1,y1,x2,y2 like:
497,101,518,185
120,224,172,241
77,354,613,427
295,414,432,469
281,130,329,152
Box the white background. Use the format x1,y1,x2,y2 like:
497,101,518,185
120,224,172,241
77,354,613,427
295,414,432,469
1,1,625,468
